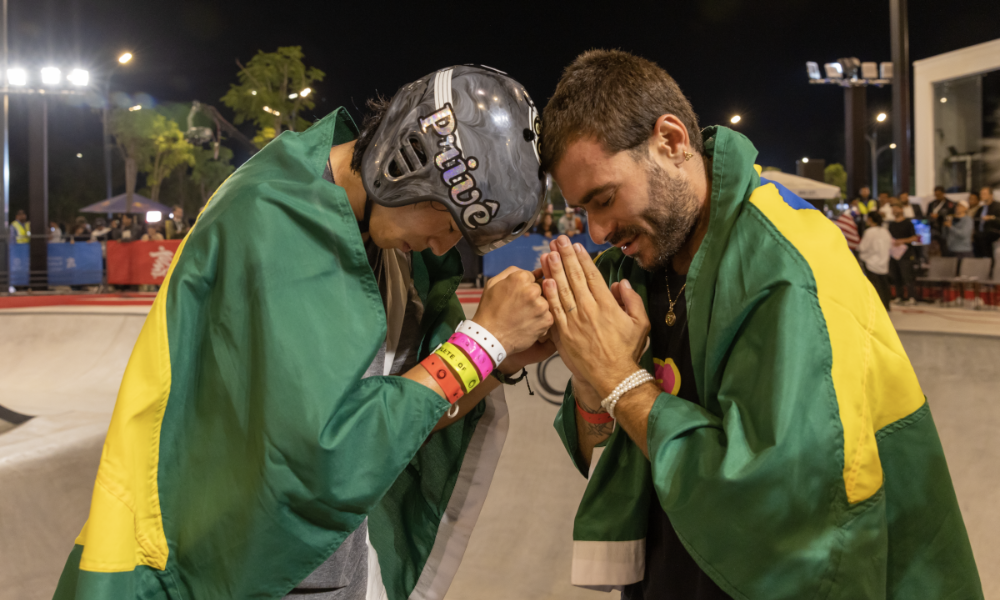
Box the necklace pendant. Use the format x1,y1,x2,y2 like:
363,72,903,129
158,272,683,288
665,310,677,326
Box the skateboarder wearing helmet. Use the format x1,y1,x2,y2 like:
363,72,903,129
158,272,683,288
54,66,554,600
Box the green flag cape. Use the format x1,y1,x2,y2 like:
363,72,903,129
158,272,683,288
555,127,982,598
54,109,509,599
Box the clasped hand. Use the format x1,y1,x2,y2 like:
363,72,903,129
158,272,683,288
539,236,650,400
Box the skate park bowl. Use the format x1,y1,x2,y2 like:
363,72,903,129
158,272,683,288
1,295,998,599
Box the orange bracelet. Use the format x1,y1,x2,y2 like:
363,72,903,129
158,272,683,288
420,354,464,403
576,398,614,424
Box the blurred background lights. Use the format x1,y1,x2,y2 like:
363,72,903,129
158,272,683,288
7,68,26,86
67,69,90,87
876,112,887,122
146,211,162,223
730,115,741,124
299,87,311,97
128,105,142,111
40,67,61,85
118,52,133,64
801,157,810,163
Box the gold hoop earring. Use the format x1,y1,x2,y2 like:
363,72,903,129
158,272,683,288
684,152,694,161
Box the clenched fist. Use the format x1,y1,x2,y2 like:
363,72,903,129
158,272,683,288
472,266,554,357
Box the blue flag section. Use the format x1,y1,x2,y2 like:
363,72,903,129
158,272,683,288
8,244,28,286
7,243,104,286
483,233,608,277
48,243,103,285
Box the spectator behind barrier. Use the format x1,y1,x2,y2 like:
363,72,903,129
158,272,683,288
533,213,557,239
164,205,189,240
558,208,582,237
972,186,1000,258
9,209,29,243
48,220,63,243
858,212,893,310
111,213,144,242
889,204,920,305
943,203,974,259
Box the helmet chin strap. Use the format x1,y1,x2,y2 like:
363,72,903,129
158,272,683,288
358,197,373,234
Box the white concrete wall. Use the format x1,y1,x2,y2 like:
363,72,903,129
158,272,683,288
913,38,1000,196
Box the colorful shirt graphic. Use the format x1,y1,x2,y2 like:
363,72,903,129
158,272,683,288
653,357,681,395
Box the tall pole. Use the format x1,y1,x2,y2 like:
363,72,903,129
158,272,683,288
845,85,869,202
866,134,879,198
103,70,115,202
28,95,47,289
890,0,911,194
1,0,8,291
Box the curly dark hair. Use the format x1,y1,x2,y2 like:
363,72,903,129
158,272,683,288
350,94,392,174
541,49,702,172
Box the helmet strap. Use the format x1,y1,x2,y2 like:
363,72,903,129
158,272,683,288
358,197,373,234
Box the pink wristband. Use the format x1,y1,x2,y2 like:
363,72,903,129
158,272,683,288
448,332,495,380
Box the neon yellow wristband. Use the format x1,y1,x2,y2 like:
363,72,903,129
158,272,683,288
435,342,481,393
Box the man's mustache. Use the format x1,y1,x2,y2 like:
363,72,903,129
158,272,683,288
607,225,645,247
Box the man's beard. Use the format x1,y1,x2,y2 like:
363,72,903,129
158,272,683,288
608,156,702,271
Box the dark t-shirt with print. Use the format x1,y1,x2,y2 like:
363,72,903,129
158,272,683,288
621,266,730,600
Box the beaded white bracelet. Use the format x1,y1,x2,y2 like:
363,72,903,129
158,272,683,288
456,320,507,366
600,370,655,420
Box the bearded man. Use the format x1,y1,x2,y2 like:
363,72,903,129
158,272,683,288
537,50,982,599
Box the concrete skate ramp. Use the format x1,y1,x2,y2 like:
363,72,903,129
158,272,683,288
1,304,997,599
0,308,147,600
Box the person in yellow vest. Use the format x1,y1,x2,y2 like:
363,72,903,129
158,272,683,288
9,209,30,243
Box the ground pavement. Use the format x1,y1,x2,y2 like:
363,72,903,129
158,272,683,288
1,294,996,599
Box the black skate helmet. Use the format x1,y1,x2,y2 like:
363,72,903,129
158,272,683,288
360,65,556,254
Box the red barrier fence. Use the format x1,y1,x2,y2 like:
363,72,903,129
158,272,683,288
106,240,182,285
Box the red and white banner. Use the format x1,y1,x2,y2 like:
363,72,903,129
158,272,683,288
106,240,182,285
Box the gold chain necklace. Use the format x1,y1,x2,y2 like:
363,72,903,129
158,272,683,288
664,274,687,326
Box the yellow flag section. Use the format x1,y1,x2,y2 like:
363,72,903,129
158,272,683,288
73,228,200,573
749,182,925,504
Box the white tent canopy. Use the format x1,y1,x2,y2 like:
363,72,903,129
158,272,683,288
759,171,841,200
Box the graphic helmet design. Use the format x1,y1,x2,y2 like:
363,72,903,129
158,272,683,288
361,65,556,255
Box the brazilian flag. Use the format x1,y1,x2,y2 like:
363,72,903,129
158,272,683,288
54,110,508,599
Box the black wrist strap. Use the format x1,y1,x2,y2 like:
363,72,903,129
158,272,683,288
492,367,533,396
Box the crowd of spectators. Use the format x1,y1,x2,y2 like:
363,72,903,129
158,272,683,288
838,185,1000,310
6,205,192,248
530,206,588,239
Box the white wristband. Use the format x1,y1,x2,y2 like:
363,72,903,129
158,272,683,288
600,370,655,420
455,320,507,366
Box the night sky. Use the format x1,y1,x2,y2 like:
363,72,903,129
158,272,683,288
6,0,1000,215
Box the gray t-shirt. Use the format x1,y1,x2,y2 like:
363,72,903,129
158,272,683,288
285,162,425,599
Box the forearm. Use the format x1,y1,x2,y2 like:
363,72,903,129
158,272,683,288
573,379,613,467
609,381,661,459
401,362,501,433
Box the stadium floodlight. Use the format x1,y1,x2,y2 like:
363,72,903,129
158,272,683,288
67,68,90,86
824,62,843,79
880,62,893,80
119,52,133,64
806,61,822,80
146,211,162,223
40,67,61,85
837,58,861,80
861,62,879,80
7,68,27,86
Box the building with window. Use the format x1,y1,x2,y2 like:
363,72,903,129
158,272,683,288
914,38,1000,197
